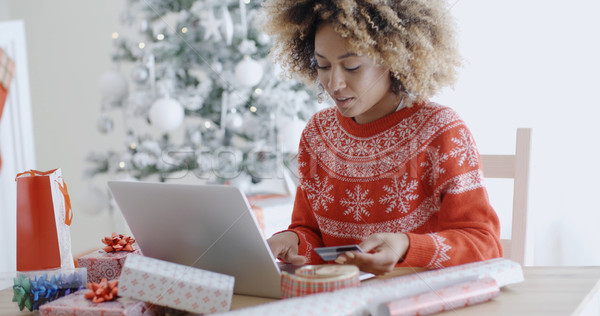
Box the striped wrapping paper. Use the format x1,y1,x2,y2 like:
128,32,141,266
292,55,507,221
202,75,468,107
383,277,500,316
218,258,523,316
281,265,360,298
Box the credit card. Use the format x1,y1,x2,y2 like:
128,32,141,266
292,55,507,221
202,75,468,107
314,244,364,261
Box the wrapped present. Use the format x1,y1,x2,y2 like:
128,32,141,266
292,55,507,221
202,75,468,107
39,289,162,316
119,254,235,314
11,268,87,311
77,233,142,283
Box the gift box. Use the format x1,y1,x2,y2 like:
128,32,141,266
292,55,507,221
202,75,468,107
39,289,162,316
11,268,87,311
119,254,235,314
77,233,142,283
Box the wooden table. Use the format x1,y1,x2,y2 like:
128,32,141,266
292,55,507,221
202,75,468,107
2,266,599,315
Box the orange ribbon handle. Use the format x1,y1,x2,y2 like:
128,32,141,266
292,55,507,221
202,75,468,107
56,180,73,226
14,168,58,180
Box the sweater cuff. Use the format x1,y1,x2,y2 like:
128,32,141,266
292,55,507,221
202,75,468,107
289,229,325,264
399,233,435,268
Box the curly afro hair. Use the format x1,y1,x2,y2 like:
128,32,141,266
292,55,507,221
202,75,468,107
259,0,461,102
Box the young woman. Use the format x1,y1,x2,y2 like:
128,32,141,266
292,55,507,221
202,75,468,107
261,0,502,275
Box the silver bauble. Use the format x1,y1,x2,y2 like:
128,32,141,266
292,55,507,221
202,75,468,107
130,64,149,84
257,33,271,45
97,115,114,134
225,111,244,132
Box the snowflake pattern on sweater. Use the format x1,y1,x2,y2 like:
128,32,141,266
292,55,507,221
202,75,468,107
379,173,419,214
340,185,374,221
288,102,502,269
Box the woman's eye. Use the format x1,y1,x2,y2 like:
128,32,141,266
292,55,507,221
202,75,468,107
316,65,330,70
346,66,360,72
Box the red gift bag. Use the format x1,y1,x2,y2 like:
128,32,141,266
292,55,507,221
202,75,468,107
15,168,75,271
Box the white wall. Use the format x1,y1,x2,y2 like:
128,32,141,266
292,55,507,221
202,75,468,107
2,0,599,265
436,0,600,265
0,1,9,20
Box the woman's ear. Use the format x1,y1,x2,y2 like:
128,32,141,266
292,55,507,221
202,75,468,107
390,72,404,94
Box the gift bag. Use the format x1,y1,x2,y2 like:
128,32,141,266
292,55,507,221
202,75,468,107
15,168,74,271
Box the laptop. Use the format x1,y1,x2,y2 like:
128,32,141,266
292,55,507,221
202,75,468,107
107,181,286,298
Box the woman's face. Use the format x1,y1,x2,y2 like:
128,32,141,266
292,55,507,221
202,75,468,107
314,22,399,124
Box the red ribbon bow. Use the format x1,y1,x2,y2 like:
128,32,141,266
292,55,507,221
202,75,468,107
84,278,118,303
101,233,136,252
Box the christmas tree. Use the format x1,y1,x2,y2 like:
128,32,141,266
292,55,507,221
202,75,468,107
85,0,319,188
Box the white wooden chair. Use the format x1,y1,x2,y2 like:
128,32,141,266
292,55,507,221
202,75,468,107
480,128,532,266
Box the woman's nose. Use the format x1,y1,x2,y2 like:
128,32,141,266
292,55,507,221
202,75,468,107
327,67,346,92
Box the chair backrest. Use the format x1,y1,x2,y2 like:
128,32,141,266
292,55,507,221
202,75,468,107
480,128,532,265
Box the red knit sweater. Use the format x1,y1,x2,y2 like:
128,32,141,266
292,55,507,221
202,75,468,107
286,102,502,269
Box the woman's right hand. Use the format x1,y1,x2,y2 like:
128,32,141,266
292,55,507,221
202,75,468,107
267,231,307,265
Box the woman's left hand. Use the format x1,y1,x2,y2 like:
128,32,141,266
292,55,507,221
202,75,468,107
334,233,409,275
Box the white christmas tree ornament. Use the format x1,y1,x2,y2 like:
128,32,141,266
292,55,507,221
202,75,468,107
149,97,185,132
235,56,263,87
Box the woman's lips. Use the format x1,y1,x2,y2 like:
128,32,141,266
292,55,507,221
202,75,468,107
334,97,354,109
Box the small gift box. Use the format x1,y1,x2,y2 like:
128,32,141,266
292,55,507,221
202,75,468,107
119,254,235,314
77,233,142,283
39,289,162,316
11,268,87,311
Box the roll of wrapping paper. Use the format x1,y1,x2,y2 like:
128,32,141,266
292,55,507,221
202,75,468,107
382,277,500,316
281,265,360,298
